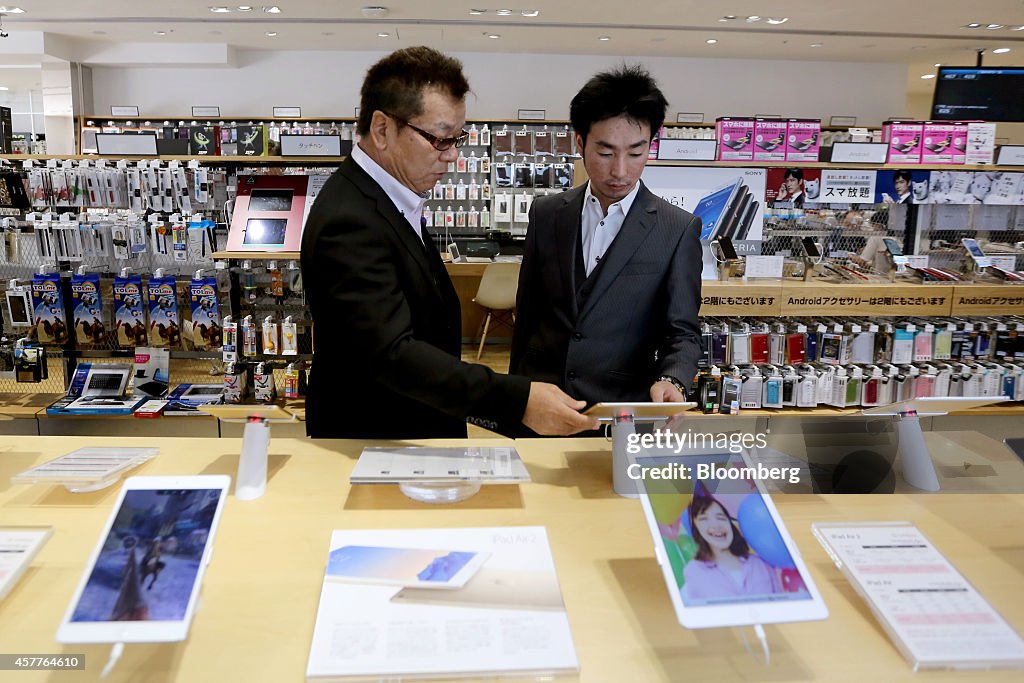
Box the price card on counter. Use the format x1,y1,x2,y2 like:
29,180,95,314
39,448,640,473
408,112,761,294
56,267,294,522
744,254,784,279
813,522,1024,671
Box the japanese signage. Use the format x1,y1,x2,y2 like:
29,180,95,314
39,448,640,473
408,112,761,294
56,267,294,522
951,286,1024,315
781,284,952,316
699,283,781,316
818,170,876,204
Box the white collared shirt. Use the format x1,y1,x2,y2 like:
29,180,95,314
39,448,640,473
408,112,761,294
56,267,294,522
580,180,640,276
351,143,429,243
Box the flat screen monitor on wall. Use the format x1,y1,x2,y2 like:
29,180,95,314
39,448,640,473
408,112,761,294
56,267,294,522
930,67,1024,122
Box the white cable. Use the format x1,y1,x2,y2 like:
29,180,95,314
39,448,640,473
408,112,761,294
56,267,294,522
755,623,770,665
737,624,770,666
100,642,124,679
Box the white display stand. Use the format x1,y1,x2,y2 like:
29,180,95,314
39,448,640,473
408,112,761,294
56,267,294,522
203,405,295,500
860,396,1010,491
587,403,697,498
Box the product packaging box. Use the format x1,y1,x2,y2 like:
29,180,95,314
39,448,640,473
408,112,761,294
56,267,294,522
785,119,822,162
883,120,924,163
753,118,788,162
922,121,967,164
716,117,754,161
189,276,222,350
147,275,181,348
236,125,268,156
134,346,169,397
31,273,69,345
113,275,147,346
189,125,221,155
70,273,106,348
964,122,997,165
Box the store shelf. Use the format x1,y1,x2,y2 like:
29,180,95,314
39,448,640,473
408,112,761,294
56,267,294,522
2,154,346,164
212,251,301,261
698,280,1024,317
646,159,1024,171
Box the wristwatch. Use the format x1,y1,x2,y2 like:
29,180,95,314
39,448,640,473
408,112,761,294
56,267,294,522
655,375,688,398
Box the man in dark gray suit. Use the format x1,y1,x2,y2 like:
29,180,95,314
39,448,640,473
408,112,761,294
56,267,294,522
510,65,703,412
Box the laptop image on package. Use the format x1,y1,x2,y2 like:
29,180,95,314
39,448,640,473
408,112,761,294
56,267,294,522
64,365,145,414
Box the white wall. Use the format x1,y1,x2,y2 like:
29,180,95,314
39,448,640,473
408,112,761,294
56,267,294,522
91,50,909,125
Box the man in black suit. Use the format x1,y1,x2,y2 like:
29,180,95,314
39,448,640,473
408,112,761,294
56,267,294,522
301,46,597,439
511,65,703,412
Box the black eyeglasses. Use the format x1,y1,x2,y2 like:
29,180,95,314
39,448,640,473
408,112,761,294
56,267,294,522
384,112,469,151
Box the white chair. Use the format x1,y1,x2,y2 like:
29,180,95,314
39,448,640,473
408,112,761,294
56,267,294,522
472,262,520,360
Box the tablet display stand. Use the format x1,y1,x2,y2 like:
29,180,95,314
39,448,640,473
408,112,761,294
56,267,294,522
399,480,482,504
860,396,1010,491
203,405,295,500
589,403,698,498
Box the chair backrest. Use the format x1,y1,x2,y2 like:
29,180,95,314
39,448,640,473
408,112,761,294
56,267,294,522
473,262,520,310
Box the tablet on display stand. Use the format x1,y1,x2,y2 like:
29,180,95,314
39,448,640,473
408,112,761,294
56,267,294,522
584,402,697,498
57,474,230,676
634,449,829,633
860,396,1010,491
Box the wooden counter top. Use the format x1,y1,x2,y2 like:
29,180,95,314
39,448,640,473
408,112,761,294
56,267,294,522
0,433,1021,682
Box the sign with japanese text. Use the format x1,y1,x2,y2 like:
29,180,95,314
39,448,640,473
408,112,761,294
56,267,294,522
699,283,782,316
781,284,952,316
279,134,342,157
951,286,1024,315
818,170,876,204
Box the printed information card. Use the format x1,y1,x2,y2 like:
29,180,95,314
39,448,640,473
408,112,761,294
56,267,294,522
813,522,1024,671
0,527,53,600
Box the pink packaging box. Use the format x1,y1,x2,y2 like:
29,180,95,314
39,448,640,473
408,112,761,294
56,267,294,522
884,120,924,164
922,121,967,164
753,118,788,162
716,117,754,161
785,119,821,162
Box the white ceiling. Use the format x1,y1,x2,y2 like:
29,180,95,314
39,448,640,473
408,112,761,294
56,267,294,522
2,1,1023,98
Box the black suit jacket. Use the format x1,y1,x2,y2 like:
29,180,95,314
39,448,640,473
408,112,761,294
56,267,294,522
300,156,530,439
510,182,703,405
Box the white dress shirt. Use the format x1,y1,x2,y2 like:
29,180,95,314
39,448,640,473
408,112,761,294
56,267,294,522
580,180,641,276
351,143,428,243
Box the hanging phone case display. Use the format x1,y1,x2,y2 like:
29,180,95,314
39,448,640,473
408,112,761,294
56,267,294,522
226,175,311,252
189,275,222,351
70,273,106,348
147,275,181,348
31,271,69,345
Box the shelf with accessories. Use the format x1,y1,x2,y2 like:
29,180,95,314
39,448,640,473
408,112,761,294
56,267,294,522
2,154,347,165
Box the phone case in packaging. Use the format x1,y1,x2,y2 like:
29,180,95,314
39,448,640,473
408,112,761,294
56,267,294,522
892,328,914,365
750,333,769,364
769,332,785,365
31,272,69,345
739,371,762,409
718,376,741,414
711,331,729,365
763,376,783,408
147,275,181,348
913,326,934,362
851,330,875,364
731,332,750,365
797,372,817,407
931,327,952,360
785,333,806,364
70,273,106,348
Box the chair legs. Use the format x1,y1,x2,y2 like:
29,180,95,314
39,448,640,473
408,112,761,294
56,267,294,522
476,311,493,361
